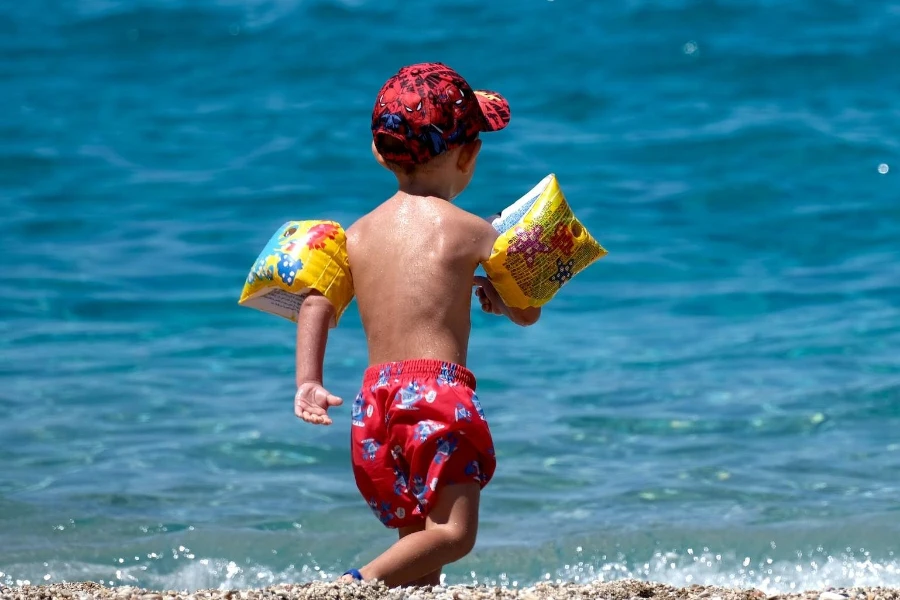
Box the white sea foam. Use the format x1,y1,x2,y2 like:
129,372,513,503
2,548,898,593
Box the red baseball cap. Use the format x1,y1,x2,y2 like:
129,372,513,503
371,62,511,167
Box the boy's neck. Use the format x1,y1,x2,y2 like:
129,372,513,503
395,176,456,202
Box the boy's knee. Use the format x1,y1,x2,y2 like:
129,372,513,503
455,528,477,557
438,521,477,559
426,481,481,561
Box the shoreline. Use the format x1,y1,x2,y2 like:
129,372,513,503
2,580,899,600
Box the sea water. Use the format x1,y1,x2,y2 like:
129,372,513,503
1,0,898,592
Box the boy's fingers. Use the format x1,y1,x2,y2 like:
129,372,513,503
310,412,331,426
297,387,329,409
302,411,330,426
472,275,489,286
313,388,340,407
296,400,325,416
302,401,325,415
294,386,339,423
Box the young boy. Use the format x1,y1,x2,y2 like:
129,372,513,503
292,62,541,588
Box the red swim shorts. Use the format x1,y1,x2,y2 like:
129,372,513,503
350,359,496,529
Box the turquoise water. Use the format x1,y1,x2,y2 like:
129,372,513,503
2,0,899,592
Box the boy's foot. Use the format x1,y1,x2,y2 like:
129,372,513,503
339,568,364,583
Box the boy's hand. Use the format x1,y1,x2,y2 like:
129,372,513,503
473,276,542,326
294,381,343,426
473,276,503,315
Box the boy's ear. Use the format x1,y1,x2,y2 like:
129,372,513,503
457,138,482,173
371,140,390,170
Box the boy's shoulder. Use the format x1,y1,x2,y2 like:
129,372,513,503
346,197,497,238
348,196,494,229
343,199,391,248
444,203,500,239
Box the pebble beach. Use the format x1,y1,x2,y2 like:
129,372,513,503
3,0,898,594
3,581,899,600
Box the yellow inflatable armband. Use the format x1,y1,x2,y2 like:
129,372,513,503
482,174,607,309
238,220,354,327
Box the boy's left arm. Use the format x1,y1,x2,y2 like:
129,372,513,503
294,291,343,426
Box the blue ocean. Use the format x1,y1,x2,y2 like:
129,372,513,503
1,0,898,593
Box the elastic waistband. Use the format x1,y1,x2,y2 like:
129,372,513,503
362,359,476,390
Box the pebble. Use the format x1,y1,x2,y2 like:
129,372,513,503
1,581,898,600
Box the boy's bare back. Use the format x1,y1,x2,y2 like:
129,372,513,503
346,193,498,367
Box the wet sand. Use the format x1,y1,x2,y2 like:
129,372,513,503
3,580,898,600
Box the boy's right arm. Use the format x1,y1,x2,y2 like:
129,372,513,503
294,291,343,426
473,275,541,326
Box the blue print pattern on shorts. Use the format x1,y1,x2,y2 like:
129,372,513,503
409,476,438,506
437,362,458,386
454,403,472,422
471,393,486,420
433,434,458,465
360,438,380,461
351,392,367,427
410,475,427,503
368,498,394,525
394,380,423,410
371,365,392,391
393,466,409,496
414,420,445,442
465,460,489,485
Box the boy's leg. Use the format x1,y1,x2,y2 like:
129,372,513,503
398,524,442,587
354,482,480,588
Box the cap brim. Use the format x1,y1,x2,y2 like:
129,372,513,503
474,90,511,132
